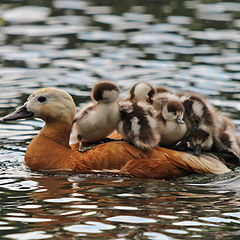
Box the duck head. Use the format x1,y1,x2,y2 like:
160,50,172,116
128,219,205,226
162,100,185,124
2,88,76,125
92,81,119,103
129,82,155,104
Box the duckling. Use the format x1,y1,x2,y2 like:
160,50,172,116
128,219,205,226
124,82,155,104
72,81,120,152
213,114,240,159
156,100,187,147
117,101,160,151
177,92,216,156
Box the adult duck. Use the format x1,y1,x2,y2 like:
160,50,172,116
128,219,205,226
2,87,233,179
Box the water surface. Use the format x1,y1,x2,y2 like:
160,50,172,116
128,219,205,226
1,0,240,239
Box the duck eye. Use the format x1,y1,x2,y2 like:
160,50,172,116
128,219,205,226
38,96,46,103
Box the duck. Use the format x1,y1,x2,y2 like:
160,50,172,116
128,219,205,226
124,82,155,104
213,114,240,159
150,90,187,147
71,81,120,151
156,100,187,147
123,83,186,148
117,100,160,151
125,83,172,105
2,87,233,179
177,92,217,156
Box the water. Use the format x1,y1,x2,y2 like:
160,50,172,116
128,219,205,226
0,0,240,239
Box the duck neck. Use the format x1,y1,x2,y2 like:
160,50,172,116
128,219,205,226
39,122,72,148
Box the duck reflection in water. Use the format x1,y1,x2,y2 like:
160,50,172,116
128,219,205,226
18,175,186,238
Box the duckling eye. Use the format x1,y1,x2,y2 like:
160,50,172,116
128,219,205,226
38,96,47,103
172,111,176,115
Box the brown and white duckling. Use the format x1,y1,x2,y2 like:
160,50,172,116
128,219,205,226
156,100,187,147
177,92,216,156
117,101,160,151
213,114,240,159
124,82,155,104
72,81,120,152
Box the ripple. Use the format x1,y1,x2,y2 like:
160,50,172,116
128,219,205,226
199,216,240,224
5,231,52,240
0,180,38,191
64,221,115,233
44,197,86,203
2,6,50,23
18,204,41,209
165,229,188,234
85,6,112,15
190,30,240,42
78,30,126,42
54,0,87,10
4,217,52,223
3,25,85,37
106,215,157,223
196,2,240,13
113,206,138,210
129,32,189,45
144,232,174,240
71,205,98,209
123,12,154,23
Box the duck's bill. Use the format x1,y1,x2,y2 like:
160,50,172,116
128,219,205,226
2,105,34,121
176,116,184,124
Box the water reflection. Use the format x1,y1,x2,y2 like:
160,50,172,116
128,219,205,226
2,174,240,239
1,0,240,239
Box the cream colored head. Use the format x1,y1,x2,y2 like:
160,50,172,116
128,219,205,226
129,83,155,104
25,88,76,124
162,101,185,124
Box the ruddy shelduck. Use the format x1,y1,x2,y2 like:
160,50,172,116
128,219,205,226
2,87,233,179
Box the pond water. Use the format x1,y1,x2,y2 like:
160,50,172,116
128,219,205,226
1,0,240,239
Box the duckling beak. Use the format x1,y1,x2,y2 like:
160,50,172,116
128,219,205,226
2,104,34,121
176,115,184,124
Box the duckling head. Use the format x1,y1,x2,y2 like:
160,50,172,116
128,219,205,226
129,82,155,104
92,81,119,103
162,100,185,124
3,88,76,125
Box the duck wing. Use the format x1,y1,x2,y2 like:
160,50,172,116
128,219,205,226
73,142,230,179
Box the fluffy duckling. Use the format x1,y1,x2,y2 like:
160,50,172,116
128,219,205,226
177,92,216,156
72,81,120,151
125,82,155,104
117,101,160,151
213,114,240,159
156,100,187,147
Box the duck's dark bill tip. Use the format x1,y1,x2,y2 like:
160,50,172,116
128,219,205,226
2,106,34,121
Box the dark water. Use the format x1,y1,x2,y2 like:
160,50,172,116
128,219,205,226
1,0,240,239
